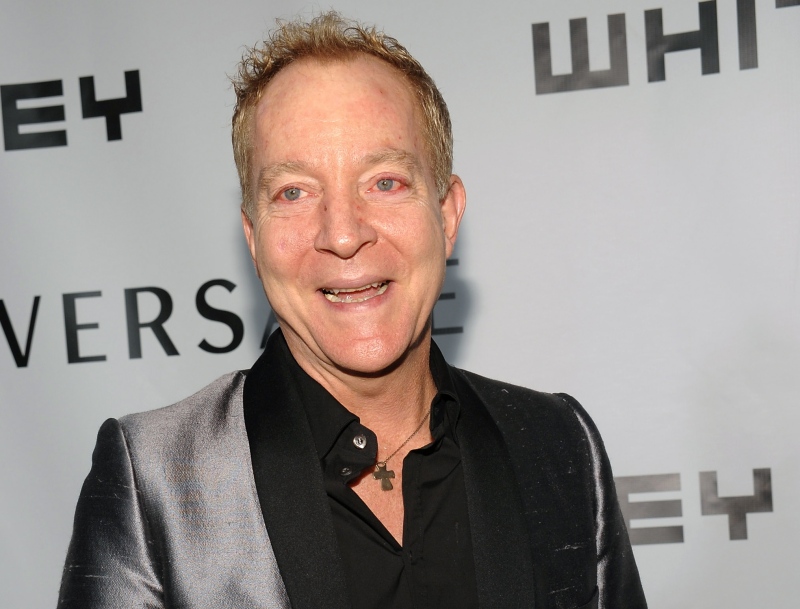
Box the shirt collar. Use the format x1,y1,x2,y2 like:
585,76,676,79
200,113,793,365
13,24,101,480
428,339,461,442
273,332,356,460
272,331,461,461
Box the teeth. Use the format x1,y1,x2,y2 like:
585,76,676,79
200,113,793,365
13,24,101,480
322,282,388,303
326,282,384,295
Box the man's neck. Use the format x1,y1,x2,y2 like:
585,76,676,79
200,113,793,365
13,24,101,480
284,332,438,443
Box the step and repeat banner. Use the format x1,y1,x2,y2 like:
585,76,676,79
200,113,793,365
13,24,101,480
1,0,798,606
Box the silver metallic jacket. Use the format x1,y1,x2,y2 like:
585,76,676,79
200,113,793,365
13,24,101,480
58,339,646,609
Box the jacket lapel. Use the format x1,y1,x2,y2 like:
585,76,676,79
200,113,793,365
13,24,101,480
243,333,351,609
453,368,538,609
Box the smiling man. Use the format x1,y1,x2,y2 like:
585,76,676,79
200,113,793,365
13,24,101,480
58,12,646,609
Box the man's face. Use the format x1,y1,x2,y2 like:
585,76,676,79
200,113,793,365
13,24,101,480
242,56,465,377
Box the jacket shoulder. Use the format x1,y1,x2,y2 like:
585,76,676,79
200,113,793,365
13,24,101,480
118,370,247,441
60,369,289,608
453,368,596,444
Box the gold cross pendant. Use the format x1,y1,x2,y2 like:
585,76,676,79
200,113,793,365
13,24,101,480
373,462,396,491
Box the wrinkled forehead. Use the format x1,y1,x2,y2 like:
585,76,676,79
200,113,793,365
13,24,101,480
251,55,429,161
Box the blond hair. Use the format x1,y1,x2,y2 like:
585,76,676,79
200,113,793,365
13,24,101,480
231,11,453,219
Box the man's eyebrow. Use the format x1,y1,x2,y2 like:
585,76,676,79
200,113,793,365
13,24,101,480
256,150,422,193
361,149,423,174
257,161,308,194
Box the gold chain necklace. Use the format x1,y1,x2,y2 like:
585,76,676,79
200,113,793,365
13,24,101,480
372,409,431,491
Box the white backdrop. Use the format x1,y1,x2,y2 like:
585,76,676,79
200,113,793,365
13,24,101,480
1,1,798,607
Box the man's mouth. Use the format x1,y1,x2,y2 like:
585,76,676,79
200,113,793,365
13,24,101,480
321,281,389,303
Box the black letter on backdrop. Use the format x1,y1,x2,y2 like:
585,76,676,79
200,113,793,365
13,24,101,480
614,473,684,545
645,1,720,82
432,258,463,336
776,0,800,7
125,287,179,359
0,297,41,367
1,80,67,151
63,292,107,364
737,0,758,69
532,15,629,94
80,70,142,141
196,279,244,354
700,468,772,540
432,292,463,335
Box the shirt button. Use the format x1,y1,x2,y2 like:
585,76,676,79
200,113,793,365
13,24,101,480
340,467,352,476
353,434,367,449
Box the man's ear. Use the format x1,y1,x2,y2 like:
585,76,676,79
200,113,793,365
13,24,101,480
241,209,259,272
441,175,466,258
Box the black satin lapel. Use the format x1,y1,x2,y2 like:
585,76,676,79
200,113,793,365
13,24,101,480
243,334,351,609
454,370,537,609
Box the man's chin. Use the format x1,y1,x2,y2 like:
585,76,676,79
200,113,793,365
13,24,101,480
302,330,424,378
280,317,432,378
322,340,410,377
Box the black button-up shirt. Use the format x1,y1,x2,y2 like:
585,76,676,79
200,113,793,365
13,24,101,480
284,340,479,609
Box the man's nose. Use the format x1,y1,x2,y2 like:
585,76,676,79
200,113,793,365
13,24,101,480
313,194,378,259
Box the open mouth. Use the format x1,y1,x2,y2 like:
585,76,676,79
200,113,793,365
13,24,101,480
321,281,389,303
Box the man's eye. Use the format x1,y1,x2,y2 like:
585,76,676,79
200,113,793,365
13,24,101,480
376,179,395,192
282,187,302,201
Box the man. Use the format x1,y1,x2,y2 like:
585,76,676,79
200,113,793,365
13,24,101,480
59,12,646,609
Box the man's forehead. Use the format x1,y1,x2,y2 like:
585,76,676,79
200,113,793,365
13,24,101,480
255,55,419,125
251,56,429,173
